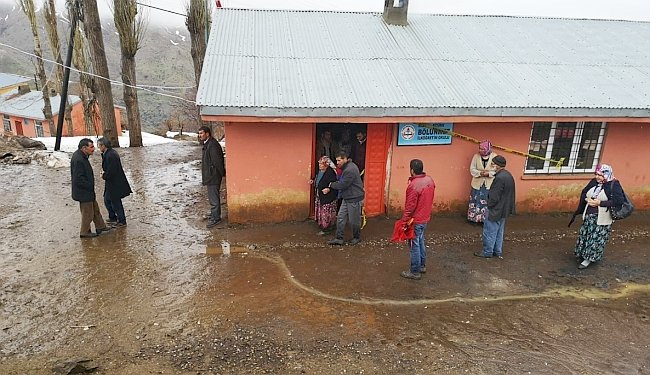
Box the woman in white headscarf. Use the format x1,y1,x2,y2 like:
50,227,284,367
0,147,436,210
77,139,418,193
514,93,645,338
572,164,625,269
310,156,338,235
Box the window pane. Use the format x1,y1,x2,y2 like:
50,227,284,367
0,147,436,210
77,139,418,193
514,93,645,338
3,115,11,132
526,122,551,170
576,122,602,170
550,122,576,168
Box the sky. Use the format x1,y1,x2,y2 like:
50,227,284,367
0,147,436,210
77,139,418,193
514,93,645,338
1,0,649,26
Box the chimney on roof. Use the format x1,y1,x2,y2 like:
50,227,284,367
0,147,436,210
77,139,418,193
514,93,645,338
18,84,30,95
383,0,409,26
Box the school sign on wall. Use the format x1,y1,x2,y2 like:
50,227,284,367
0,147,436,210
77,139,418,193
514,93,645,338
397,123,453,146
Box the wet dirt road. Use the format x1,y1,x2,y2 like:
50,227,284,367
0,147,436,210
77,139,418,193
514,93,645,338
1,142,649,374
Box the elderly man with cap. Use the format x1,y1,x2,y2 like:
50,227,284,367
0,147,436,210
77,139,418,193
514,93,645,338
475,155,515,258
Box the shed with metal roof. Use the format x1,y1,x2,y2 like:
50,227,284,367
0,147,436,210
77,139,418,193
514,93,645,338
195,6,650,224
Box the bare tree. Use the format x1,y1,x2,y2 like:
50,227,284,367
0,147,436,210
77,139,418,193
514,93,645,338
185,0,208,88
70,19,97,136
43,0,75,136
20,0,55,135
186,0,210,129
80,0,120,147
112,0,147,147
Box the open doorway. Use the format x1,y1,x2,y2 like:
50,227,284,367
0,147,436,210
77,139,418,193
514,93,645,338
314,123,367,170
311,123,368,216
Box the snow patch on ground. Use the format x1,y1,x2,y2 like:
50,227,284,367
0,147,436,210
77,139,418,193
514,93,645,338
35,131,177,153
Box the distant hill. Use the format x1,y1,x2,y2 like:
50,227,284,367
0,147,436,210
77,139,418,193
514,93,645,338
0,3,196,133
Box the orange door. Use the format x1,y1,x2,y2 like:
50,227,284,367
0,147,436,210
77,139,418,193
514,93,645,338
364,123,391,216
15,121,23,136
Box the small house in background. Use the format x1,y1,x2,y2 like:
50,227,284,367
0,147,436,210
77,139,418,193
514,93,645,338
0,72,30,95
196,5,650,223
0,73,122,138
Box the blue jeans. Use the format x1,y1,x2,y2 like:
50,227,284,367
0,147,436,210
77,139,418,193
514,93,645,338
104,193,126,224
482,217,506,257
410,223,427,273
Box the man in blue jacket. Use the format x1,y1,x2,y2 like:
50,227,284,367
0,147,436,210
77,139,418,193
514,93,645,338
71,138,113,238
322,151,365,245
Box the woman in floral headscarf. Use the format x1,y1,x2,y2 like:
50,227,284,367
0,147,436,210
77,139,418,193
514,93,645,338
310,156,338,235
467,140,498,223
572,164,625,269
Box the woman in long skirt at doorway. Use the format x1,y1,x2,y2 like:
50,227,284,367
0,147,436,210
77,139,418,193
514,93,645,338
467,140,497,223
312,156,338,235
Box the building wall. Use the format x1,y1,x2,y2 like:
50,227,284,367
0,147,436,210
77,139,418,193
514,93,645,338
225,121,315,223
1,104,122,138
387,121,650,215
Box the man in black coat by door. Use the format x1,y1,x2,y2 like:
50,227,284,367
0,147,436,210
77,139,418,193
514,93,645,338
97,137,132,227
198,126,226,228
71,138,112,238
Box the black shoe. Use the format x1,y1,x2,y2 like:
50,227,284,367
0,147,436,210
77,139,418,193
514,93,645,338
473,252,492,258
113,222,127,228
97,227,114,235
206,219,222,228
106,218,118,224
400,271,421,280
349,238,361,246
80,232,98,238
327,238,344,246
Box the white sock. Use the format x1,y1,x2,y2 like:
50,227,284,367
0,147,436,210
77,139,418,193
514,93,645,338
580,259,591,267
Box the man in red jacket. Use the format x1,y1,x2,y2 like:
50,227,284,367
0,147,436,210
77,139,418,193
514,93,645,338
400,159,436,280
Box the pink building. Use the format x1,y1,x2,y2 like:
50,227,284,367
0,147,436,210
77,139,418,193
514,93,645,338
196,6,650,223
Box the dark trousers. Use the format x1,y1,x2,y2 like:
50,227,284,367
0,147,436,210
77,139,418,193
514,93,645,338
207,177,222,222
335,199,363,240
104,193,126,224
79,200,107,235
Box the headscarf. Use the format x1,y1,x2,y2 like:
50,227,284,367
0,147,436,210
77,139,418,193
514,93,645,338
319,156,336,170
479,140,492,157
595,163,614,182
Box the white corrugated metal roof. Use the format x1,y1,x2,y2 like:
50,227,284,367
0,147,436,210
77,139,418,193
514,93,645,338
0,91,81,120
197,9,650,118
0,73,31,89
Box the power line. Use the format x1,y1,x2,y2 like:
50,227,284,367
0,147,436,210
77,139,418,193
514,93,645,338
135,2,186,17
0,41,196,104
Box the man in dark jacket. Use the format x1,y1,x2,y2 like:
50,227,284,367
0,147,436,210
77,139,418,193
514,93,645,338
400,159,436,280
71,138,112,238
97,137,132,227
322,151,365,245
476,155,515,258
198,126,225,228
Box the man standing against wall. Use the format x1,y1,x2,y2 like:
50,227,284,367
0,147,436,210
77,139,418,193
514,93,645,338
71,138,112,238
400,159,436,280
322,151,365,246
97,137,132,227
475,155,516,259
198,126,226,228
351,130,367,179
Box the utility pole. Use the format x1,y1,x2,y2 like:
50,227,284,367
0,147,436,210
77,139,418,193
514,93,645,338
54,0,81,151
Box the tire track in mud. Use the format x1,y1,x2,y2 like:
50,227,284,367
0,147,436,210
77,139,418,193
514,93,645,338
251,252,650,306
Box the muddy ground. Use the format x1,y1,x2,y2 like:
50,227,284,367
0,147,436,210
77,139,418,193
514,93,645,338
0,142,648,374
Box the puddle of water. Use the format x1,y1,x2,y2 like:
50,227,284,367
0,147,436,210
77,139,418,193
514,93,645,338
253,252,650,306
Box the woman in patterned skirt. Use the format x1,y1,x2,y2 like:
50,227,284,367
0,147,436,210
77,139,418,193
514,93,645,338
467,140,497,224
573,164,624,269
311,156,338,235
